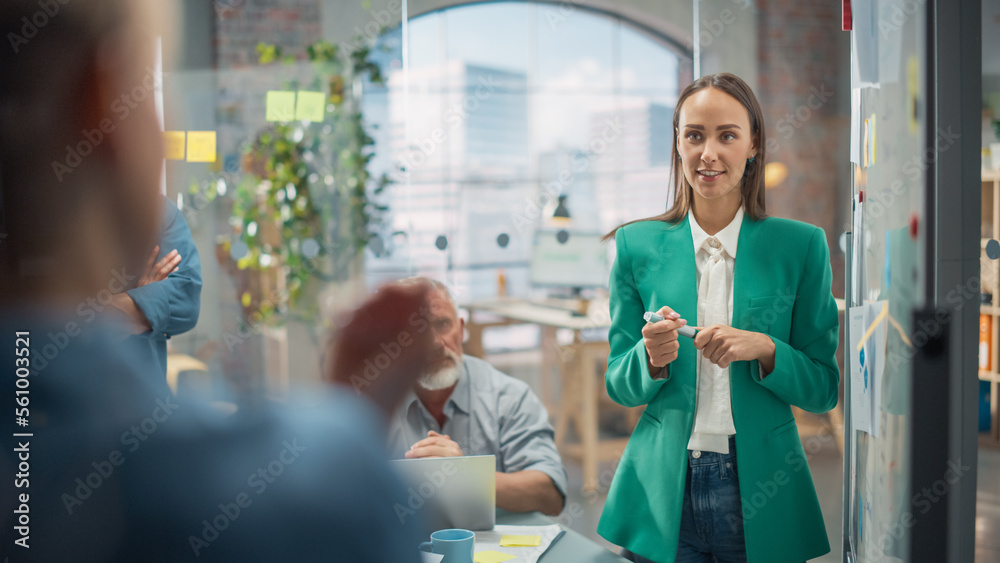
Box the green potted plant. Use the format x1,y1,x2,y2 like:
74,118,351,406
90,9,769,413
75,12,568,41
224,38,393,329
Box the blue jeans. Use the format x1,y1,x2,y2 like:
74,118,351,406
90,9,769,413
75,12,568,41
622,436,747,563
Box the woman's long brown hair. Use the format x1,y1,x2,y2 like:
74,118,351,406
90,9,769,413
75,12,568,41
602,73,768,242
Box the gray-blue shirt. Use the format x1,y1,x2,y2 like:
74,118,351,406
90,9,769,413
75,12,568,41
124,197,201,390
389,355,568,498
2,311,423,563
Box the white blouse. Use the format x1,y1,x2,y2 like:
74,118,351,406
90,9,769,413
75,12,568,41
686,206,743,454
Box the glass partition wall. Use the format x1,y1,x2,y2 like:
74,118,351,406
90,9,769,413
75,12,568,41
161,2,851,557
164,0,694,396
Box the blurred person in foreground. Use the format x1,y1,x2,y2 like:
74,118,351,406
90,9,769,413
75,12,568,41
0,1,431,561
380,277,567,517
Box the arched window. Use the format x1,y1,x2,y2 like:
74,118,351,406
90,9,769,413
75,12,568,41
363,2,691,300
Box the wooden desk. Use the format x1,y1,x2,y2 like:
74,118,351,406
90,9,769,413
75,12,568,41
465,298,635,492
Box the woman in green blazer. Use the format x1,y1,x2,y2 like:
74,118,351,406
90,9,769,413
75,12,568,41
597,73,839,563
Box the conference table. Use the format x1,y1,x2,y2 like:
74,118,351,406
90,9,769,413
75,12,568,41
495,509,627,562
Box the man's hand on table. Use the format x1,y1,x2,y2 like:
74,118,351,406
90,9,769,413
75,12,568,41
405,430,464,458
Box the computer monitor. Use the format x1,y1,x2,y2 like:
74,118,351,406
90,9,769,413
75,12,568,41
528,230,609,289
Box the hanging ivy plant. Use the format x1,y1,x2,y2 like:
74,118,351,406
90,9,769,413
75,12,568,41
227,37,393,325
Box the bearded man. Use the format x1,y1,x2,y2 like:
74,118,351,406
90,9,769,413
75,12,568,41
386,277,567,516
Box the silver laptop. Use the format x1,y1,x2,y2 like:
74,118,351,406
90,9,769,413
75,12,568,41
390,455,496,531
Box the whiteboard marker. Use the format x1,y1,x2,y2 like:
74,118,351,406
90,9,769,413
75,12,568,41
643,311,699,338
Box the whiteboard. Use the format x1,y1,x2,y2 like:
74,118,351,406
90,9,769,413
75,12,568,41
843,0,929,561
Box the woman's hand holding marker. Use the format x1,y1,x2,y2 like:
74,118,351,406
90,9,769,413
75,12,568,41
642,306,689,372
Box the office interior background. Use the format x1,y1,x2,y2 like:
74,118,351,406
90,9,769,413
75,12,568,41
154,0,999,560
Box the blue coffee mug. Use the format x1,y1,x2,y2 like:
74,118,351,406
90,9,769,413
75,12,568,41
418,528,475,563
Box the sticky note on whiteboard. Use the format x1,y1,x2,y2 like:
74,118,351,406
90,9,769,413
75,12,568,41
163,131,185,160
295,90,326,122
265,90,296,122
186,131,216,163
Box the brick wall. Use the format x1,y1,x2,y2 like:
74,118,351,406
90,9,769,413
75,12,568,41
214,0,322,69
211,0,322,160
757,0,849,299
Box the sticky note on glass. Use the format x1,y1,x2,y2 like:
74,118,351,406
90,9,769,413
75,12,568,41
186,131,216,163
907,56,919,134
869,113,876,165
163,131,185,160
265,90,296,121
295,90,326,122
499,535,541,547
473,551,516,563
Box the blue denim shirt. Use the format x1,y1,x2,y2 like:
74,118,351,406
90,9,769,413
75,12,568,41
125,197,201,387
1,311,423,562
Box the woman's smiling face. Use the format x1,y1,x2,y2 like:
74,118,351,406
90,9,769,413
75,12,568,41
676,87,757,207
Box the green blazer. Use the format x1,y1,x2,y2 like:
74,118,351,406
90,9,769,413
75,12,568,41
597,213,839,563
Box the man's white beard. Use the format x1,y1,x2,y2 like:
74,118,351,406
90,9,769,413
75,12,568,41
418,351,462,390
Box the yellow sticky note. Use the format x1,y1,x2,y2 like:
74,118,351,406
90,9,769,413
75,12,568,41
163,131,185,160
499,535,541,547
474,551,516,563
295,90,326,122
186,131,216,163
862,118,870,168
907,56,919,134
869,113,877,165
266,90,296,121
